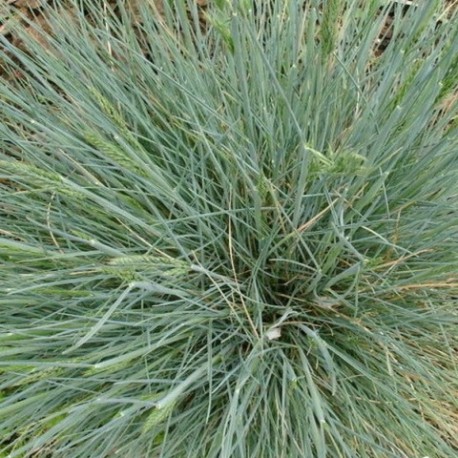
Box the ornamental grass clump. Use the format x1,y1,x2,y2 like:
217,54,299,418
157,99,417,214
0,0,457,456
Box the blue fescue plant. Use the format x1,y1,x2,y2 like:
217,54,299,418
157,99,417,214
0,0,457,456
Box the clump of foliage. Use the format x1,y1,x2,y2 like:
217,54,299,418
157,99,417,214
0,1,457,457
